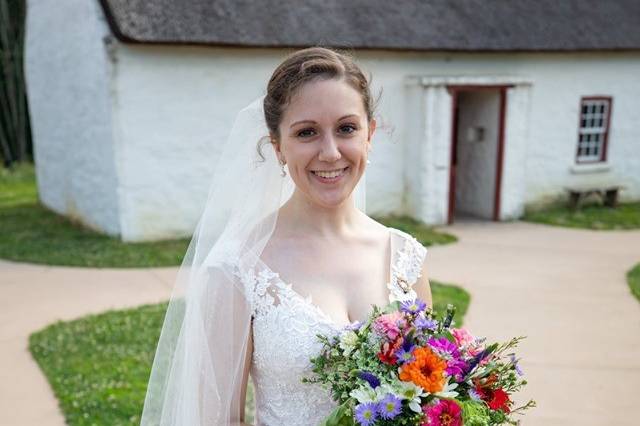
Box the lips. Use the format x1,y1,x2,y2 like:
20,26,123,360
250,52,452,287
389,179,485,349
310,166,349,182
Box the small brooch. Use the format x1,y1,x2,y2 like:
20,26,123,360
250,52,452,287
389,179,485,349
397,276,410,293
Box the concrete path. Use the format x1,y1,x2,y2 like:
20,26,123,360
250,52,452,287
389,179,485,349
0,220,639,425
428,220,640,426
0,261,175,426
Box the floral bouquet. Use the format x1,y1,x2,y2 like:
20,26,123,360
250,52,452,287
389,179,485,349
303,300,536,425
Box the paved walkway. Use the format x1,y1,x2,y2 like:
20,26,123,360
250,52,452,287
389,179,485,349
0,220,639,425
0,262,175,426
428,220,640,425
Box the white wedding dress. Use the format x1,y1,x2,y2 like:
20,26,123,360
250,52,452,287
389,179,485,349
235,227,428,426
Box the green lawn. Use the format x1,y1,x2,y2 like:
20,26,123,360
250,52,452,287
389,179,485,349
29,281,470,426
522,201,640,230
373,214,457,246
0,163,191,267
627,263,640,303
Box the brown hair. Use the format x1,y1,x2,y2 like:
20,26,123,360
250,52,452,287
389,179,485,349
259,47,379,158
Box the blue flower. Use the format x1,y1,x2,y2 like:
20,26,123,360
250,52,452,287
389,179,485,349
357,371,381,389
377,394,402,419
355,402,379,426
400,299,427,314
395,345,416,364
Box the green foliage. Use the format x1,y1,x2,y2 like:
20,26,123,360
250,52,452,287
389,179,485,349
523,201,640,230
461,400,491,426
1,0,32,167
627,262,640,303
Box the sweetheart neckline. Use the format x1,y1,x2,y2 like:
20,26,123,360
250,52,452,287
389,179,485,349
257,227,407,329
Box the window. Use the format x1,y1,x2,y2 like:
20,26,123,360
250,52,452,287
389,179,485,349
576,97,612,163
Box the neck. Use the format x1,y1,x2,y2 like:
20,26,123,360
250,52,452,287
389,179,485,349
278,189,363,239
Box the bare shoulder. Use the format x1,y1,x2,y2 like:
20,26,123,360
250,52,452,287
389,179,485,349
360,213,392,238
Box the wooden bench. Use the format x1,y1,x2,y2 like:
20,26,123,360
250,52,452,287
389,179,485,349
564,184,626,211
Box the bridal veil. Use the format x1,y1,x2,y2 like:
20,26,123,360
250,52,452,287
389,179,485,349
139,95,366,425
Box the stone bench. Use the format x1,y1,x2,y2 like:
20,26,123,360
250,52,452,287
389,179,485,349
564,183,626,210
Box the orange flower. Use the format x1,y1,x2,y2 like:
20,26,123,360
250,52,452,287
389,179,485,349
399,346,447,393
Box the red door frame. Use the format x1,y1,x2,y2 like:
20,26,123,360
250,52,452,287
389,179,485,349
446,85,512,224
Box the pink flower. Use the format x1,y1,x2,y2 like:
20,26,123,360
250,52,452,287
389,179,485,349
451,328,475,347
374,312,406,340
421,399,462,426
451,327,482,356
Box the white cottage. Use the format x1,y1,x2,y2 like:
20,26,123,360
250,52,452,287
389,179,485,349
25,0,640,241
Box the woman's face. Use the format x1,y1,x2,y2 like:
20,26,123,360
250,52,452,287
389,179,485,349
274,78,376,209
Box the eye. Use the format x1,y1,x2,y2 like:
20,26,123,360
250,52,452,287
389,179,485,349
339,124,358,134
296,128,316,138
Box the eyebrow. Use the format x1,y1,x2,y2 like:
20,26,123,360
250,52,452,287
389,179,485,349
289,114,359,129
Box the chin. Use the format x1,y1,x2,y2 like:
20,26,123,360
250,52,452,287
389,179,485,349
307,186,357,208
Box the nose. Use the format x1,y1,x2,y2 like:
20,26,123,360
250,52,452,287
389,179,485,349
317,134,342,163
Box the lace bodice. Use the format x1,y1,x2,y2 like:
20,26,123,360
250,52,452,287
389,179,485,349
235,227,428,426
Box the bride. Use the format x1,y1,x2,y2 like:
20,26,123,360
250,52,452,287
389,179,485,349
140,47,432,426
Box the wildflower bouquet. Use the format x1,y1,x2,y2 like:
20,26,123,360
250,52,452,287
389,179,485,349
303,300,536,426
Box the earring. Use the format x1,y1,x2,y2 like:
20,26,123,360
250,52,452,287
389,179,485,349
279,161,287,177
367,159,371,165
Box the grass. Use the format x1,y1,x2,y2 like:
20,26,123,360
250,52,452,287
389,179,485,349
522,200,640,230
373,214,457,246
627,263,640,303
29,282,470,426
0,163,190,267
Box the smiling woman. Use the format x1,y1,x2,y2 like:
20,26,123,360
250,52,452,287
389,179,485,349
140,47,432,426
271,78,376,208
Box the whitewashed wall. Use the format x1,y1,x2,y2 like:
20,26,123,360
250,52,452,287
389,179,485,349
26,4,640,240
25,0,121,234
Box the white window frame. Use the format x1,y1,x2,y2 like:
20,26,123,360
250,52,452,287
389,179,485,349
576,97,612,164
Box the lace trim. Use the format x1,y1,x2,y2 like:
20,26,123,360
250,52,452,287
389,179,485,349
387,230,428,303
239,228,428,315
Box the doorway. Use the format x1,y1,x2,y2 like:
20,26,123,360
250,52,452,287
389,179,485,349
448,86,508,224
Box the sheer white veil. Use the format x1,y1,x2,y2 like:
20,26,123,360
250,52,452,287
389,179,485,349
139,95,367,425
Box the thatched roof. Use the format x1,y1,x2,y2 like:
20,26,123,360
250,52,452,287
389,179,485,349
98,0,640,51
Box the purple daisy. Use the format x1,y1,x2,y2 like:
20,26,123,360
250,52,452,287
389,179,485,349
355,402,378,426
414,314,438,331
345,320,363,331
510,353,524,376
468,388,483,401
400,298,427,315
377,393,402,419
